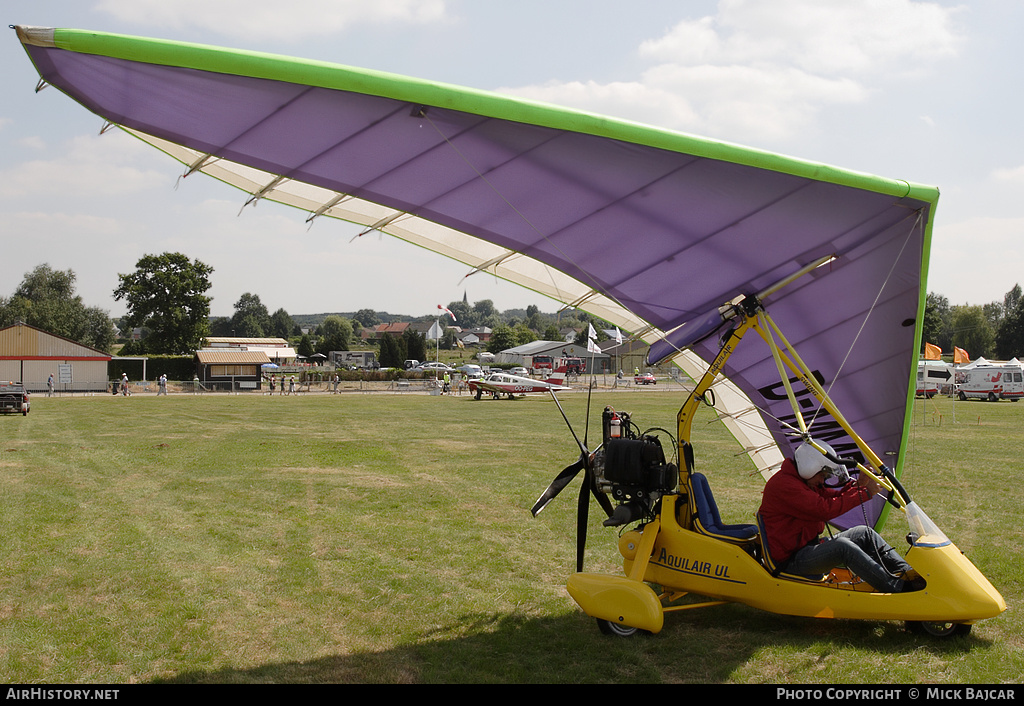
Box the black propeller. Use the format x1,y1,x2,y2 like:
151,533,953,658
531,382,613,572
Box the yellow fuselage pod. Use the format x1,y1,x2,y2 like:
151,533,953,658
608,495,1005,625
566,573,665,634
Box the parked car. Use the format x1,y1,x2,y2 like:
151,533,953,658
634,372,657,385
0,381,30,415
457,364,484,379
412,361,455,373
510,366,530,377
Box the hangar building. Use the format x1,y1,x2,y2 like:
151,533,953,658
0,322,111,393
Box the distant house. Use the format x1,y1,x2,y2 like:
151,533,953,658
407,321,434,338
459,327,491,346
558,328,579,343
360,322,410,343
0,322,111,393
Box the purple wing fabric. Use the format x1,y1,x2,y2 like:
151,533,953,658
18,30,934,528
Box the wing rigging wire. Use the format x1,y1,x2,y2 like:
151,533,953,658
802,211,925,435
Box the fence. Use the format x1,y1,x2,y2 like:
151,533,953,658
37,368,693,396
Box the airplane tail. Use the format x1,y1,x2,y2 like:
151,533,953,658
544,366,568,385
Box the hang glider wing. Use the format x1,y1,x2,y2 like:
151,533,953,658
14,27,937,524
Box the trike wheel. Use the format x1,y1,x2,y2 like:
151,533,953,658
906,620,972,638
596,618,648,638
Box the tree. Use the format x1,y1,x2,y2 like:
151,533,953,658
268,308,295,339
352,309,380,328
472,299,499,328
80,306,117,353
445,300,472,327
1005,284,1023,316
921,292,950,351
487,324,518,354
995,292,1024,359
297,333,315,358
316,315,352,354
208,316,233,337
402,328,427,362
230,293,271,337
378,333,402,368
441,328,459,350
950,305,994,360
0,264,116,352
513,323,537,347
113,252,213,354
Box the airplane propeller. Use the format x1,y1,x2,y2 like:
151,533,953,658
531,381,613,572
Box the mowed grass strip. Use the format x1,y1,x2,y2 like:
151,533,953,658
0,391,1019,683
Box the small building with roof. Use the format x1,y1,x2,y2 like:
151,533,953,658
195,349,271,390
203,336,296,364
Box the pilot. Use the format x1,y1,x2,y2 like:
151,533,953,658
758,439,923,593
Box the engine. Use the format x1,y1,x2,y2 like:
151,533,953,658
594,407,678,527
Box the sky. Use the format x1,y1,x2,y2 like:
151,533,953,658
3,0,1023,320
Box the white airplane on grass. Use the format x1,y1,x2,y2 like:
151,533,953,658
469,367,571,400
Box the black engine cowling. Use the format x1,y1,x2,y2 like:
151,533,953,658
596,435,677,527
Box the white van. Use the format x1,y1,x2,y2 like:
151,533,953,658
956,359,1024,401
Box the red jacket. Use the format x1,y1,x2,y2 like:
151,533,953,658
758,458,869,563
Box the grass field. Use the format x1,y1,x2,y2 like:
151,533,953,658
1,389,1020,684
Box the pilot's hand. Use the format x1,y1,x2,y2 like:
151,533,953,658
857,471,880,498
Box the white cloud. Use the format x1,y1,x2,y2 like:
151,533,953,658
641,0,963,76
991,164,1024,183
95,0,449,41
500,0,964,143
0,131,167,199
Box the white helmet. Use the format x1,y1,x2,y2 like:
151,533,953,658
794,439,849,482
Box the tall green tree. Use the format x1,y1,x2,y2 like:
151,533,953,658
513,323,537,347
0,264,115,352
378,333,401,368
113,252,213,354
297,333,315,358
921,292,950,351
995,285,1024,359
1005,284,1023,314
230,292,271,337
950,305,995,360
316,315,352,354
487,324,517,354
268,308,295,339
402,328,427,363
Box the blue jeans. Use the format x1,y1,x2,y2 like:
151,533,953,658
784,525,911,593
